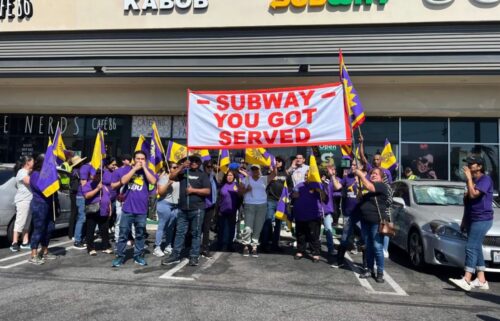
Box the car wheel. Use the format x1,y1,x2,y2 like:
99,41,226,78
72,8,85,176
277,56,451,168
408,230,425,268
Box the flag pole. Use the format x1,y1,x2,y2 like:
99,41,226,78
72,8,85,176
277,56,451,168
216,149,221,177
53,122,60,222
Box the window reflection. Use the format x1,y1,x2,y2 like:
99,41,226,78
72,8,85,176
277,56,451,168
401,144,448,180
402,118,448,142
450,119,498,144
450,144,499,190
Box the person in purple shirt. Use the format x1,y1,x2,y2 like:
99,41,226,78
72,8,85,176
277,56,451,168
358,135,393,184
291,170,328,263
110,154,133,244
321,167,339,257
73,162,94,249
28,154,58,265
450,156,494,292
217,170,243,252
82,169,113,256
112,151,157,267
102,157,118,239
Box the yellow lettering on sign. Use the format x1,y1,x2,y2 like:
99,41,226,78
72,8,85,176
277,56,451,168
309,0,327,6
269,0,291,9
291,0,308,6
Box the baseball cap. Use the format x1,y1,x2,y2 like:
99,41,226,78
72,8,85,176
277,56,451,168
463,155,484,166
250,164,261,170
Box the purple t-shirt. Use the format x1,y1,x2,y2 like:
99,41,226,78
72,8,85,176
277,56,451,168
112,165,132,197
29,171,51,204
466,174,494,222
219,182,240,216
322,181,335,215
292,182,326,222
119,168,158,215
102,169,117,202
82,181,111,217
366,163,393,183
341,174,360,216
77,164,95,197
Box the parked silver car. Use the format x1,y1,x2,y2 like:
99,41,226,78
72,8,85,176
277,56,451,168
390,179,500,272
0,164,72,244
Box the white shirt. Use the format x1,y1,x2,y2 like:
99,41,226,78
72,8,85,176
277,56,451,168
244,176,268,205
14,168,32,203
158,175,180,205
290,164,310,187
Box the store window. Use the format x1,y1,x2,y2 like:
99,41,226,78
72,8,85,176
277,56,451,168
450,144,499,190
450,119,498,144
401,143,448,180
402,118,448,143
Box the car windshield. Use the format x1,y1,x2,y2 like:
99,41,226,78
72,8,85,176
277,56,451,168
412,185,464,206
0,169,14,186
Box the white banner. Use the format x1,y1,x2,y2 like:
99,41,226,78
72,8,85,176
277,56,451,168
187,83,351,149
131,116,171,137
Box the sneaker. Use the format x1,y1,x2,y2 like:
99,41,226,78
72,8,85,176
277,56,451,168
251,248,259,258
375,272,385,283
28,256,44,265
153,247,165,257
188,257,199,266
89,250,97,256
350,248,359,255
331,262,344,269
41,253,58,260
134,256,148,266
162,255,181,266
163,245,173,256
20,243,31,250
242,247,250,257
383,250,389,259
112,257,125,267
102,248,114,254
126,240,134,247
73,242,86,250
359,270,373,279
471,279,490,290
201,250,213,258
449,277,472,292
9,243,20,252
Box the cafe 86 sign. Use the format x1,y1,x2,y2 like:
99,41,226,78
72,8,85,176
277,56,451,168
0,0,33,19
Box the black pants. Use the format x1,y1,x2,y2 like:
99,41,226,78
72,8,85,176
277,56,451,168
202,206,216,252
296,219,321,256
332,197,341,226
85,212,110,252
68,193,77,239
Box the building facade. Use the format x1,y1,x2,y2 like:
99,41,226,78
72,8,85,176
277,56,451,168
1,0,500,188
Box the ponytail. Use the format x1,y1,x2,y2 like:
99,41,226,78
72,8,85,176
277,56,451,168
14,155,33,176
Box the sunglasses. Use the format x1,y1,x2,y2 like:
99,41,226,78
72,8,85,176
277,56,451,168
419,157,432,165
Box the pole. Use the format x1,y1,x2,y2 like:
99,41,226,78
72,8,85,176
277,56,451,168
52,195,56,222
186,148,190,210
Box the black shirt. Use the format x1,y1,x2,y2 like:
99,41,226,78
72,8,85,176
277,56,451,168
267,169,288,201
177,169,211,211
359,182,390,224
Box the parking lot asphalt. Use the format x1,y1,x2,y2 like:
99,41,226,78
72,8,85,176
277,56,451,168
0,231,499,321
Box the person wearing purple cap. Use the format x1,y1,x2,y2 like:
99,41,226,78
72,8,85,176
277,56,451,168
450,156,494,292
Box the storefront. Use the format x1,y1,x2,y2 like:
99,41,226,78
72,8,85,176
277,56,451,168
1,0,500,188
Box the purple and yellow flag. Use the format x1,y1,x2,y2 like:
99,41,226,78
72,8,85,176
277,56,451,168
340,49,366,130
219,149,230,174
275,181,292,229
52,126,70,165
37,142,60,197
149,124,165,173
135,135,149,154
381,138,398,172
245,148,275,167
90,129,106,171
166,141,188,163
307,155,322,189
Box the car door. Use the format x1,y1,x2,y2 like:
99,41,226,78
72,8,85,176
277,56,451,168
55,170,72,227
391,182,406,248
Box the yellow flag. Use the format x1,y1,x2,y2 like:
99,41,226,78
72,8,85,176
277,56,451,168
135,135,146,152
90,130,106,171
381,138,397,170
166,141,188,163
307,155,322,187
245,148,272,167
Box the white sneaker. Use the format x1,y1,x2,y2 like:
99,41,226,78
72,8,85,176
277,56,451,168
153,247,165,257
163,245,173,256
383,250,389,258
449,277,472,292
471,278,489,290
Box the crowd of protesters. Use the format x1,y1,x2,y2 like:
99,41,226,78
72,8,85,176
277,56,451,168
7,137,494,289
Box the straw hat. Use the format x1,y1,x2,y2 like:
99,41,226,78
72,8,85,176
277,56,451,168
70,155,87,167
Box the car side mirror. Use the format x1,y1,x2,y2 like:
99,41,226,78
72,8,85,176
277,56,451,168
393,197,406,208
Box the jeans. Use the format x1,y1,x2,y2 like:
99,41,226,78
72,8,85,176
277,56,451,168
261,200,281,247
116,212,147,258
323,213,334,254
155,200,178,248
361,221,385,274
74,196,86,243
202,206,216,252
383,236,390,252
465,219,493,273
242,203,267,246
115,201,135,242
340,215,360,249
172,209,205,258
217,215,237,250
30,199,55,250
